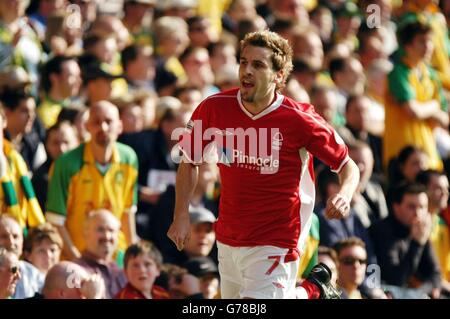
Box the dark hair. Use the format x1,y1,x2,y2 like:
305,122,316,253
391,182,427,205
388,145,424,183
23,223,63,254
416,169,444,187
329,57,346,81
0,88,33,111
124,240,163,269
397,21,432,47
121,44,139,71
345,94,366,113
41,56,77,93
333,237,366,255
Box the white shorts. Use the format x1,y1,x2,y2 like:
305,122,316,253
217,241,299,299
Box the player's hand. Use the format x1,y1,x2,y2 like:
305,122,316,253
167,213,191,251
325,194,350,220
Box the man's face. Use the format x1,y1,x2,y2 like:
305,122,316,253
46,124,79,160
184,222,215,257
183,49,214,88
26,238,61,273
400,150,427,182
394,193,429,227
6,97,36,135
346,97,370,132
0,252,20,298
86,104,122,148
239,45,281,104
339,58,365,95
0,218,23,256
84,214,119,260
58,60,82,98
428,175,449,211
338,245,367,287
349,147,374,190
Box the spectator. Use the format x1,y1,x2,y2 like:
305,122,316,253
388,145,428,184
38,56,82,129
2,88,46,171
370,183,442,298
159,263,203,299
115,240,169,299
121,44,156,94
329,56,366,118
183,256,220,299
0,108,44,229
114,95,145,134
74,209,127,299
122,0,156,47
416,170,450,295
384,21,448,171
32,121,79,210
82,62,123,106
339,95,384,176
348,141,388,229
0,215,44,299
0,247,20,299
28,0,66,41
35,261,105,299
23,223,63,275
46,101,139,261
187,16,217,48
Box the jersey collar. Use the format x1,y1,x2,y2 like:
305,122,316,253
84,140,120,165
237,90,284,120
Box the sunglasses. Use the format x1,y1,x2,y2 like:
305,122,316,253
340,257,367,266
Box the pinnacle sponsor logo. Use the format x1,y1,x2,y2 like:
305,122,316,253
171,120,282,174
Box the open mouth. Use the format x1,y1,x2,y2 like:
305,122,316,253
241,80,254,88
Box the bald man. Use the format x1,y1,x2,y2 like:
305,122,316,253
0,215,44,298
37,261,104,299
74,209,126,299
46,101,139,261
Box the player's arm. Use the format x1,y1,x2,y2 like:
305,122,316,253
167,160,199,251
325,158,360,220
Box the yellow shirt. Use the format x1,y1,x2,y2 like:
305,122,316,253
46,141,138,253
37,96,70,129
430,214,450,281
384,58,444,170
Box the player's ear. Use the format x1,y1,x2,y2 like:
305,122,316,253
274,69,284,86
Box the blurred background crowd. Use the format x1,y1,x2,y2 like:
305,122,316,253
1,0,450,299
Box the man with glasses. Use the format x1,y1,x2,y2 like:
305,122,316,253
334,237,369,299
0,247,20,299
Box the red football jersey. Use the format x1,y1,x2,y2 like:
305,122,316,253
179,88,349,252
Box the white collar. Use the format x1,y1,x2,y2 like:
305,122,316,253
237,90,284,120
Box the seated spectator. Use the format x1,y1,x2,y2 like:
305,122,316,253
23,223,63,275
316,168,376,264
348,141,388,228
113,95,145,134
0,248,20,299
121,44,156,94
334,237,386,299
35,261,105,299
32,121,79,210
74,209,127,299
115,240,169,299
370,183,442,298
0,215,44,298
0,108,44,229
183,256,220,299
388,145,428,184
416,170,450,295
81,62,123,106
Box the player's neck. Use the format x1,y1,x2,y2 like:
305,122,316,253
90,142,113,165
242,90,277,115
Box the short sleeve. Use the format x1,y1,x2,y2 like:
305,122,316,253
45,158,70,218
388,64,415,103
178,100,211,165
303,107,349,173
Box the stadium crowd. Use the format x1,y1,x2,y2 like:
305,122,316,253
1,0,450,299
